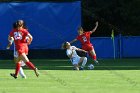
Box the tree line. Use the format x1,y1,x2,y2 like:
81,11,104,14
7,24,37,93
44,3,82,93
82,0,140,36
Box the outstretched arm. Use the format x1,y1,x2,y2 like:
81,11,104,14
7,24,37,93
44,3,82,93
90,21,98,34
77,48,87,53
67,50,74,58
27,33,33,45
70,39,77,44
6,36,14,49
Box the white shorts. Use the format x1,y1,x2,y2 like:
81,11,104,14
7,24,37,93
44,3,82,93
70,56,81,65
14,50,18,58
20,61,26,66
14,46,25,67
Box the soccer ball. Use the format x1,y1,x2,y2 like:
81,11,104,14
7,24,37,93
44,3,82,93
88,64,94,70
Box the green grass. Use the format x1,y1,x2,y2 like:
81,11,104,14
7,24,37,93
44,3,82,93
0,59,140,93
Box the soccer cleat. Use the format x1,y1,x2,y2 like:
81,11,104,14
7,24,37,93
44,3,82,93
94,60,99,65
73,68,77,70
10,73,17,79
21,75,27,79
79,67,84,70
34,68,39,77
73,67,79,70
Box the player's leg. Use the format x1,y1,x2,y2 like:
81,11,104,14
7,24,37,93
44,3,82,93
10,57,21,79
71,58,79,70
19,66,26,79
83,45,98,64
19,61,26,78
19,45,39,77
88,46,99,64
82,45,95,60
88,49,96,60
19,53,39,77
14,50,26,78
79,57,87,69
20,53,34,70
10,61,26,79
20,60,26,66
14,57,26,78
10,46,20,79
73,64,79,70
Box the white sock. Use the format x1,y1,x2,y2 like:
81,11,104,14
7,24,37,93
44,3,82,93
19,67,26,78
81,57,87,68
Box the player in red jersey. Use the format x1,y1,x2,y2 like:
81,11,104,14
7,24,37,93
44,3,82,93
70,21,99,65
8,20,39,79
6,22,27,79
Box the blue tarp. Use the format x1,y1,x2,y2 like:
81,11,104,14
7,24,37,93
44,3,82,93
0,1,81,49
122,36,140,57
89,36,140,58
90,37,118,58
0,2,140,58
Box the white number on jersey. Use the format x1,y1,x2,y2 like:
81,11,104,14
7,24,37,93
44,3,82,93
82,36,87,42
14,32,22,40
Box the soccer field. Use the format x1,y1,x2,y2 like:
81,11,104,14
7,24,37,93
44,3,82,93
0,59,140,93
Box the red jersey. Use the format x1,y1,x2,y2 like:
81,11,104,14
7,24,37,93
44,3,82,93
76,31,92,46
9,29,29,48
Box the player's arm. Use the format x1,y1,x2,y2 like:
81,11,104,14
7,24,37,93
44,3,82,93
70,39,77,44
67,50,74,58
27,33,33,45
6,36,14,49
76,48,87,53
90,21,98,34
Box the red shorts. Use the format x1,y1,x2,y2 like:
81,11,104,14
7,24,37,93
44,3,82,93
82,44,94,51
16,45,28,56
